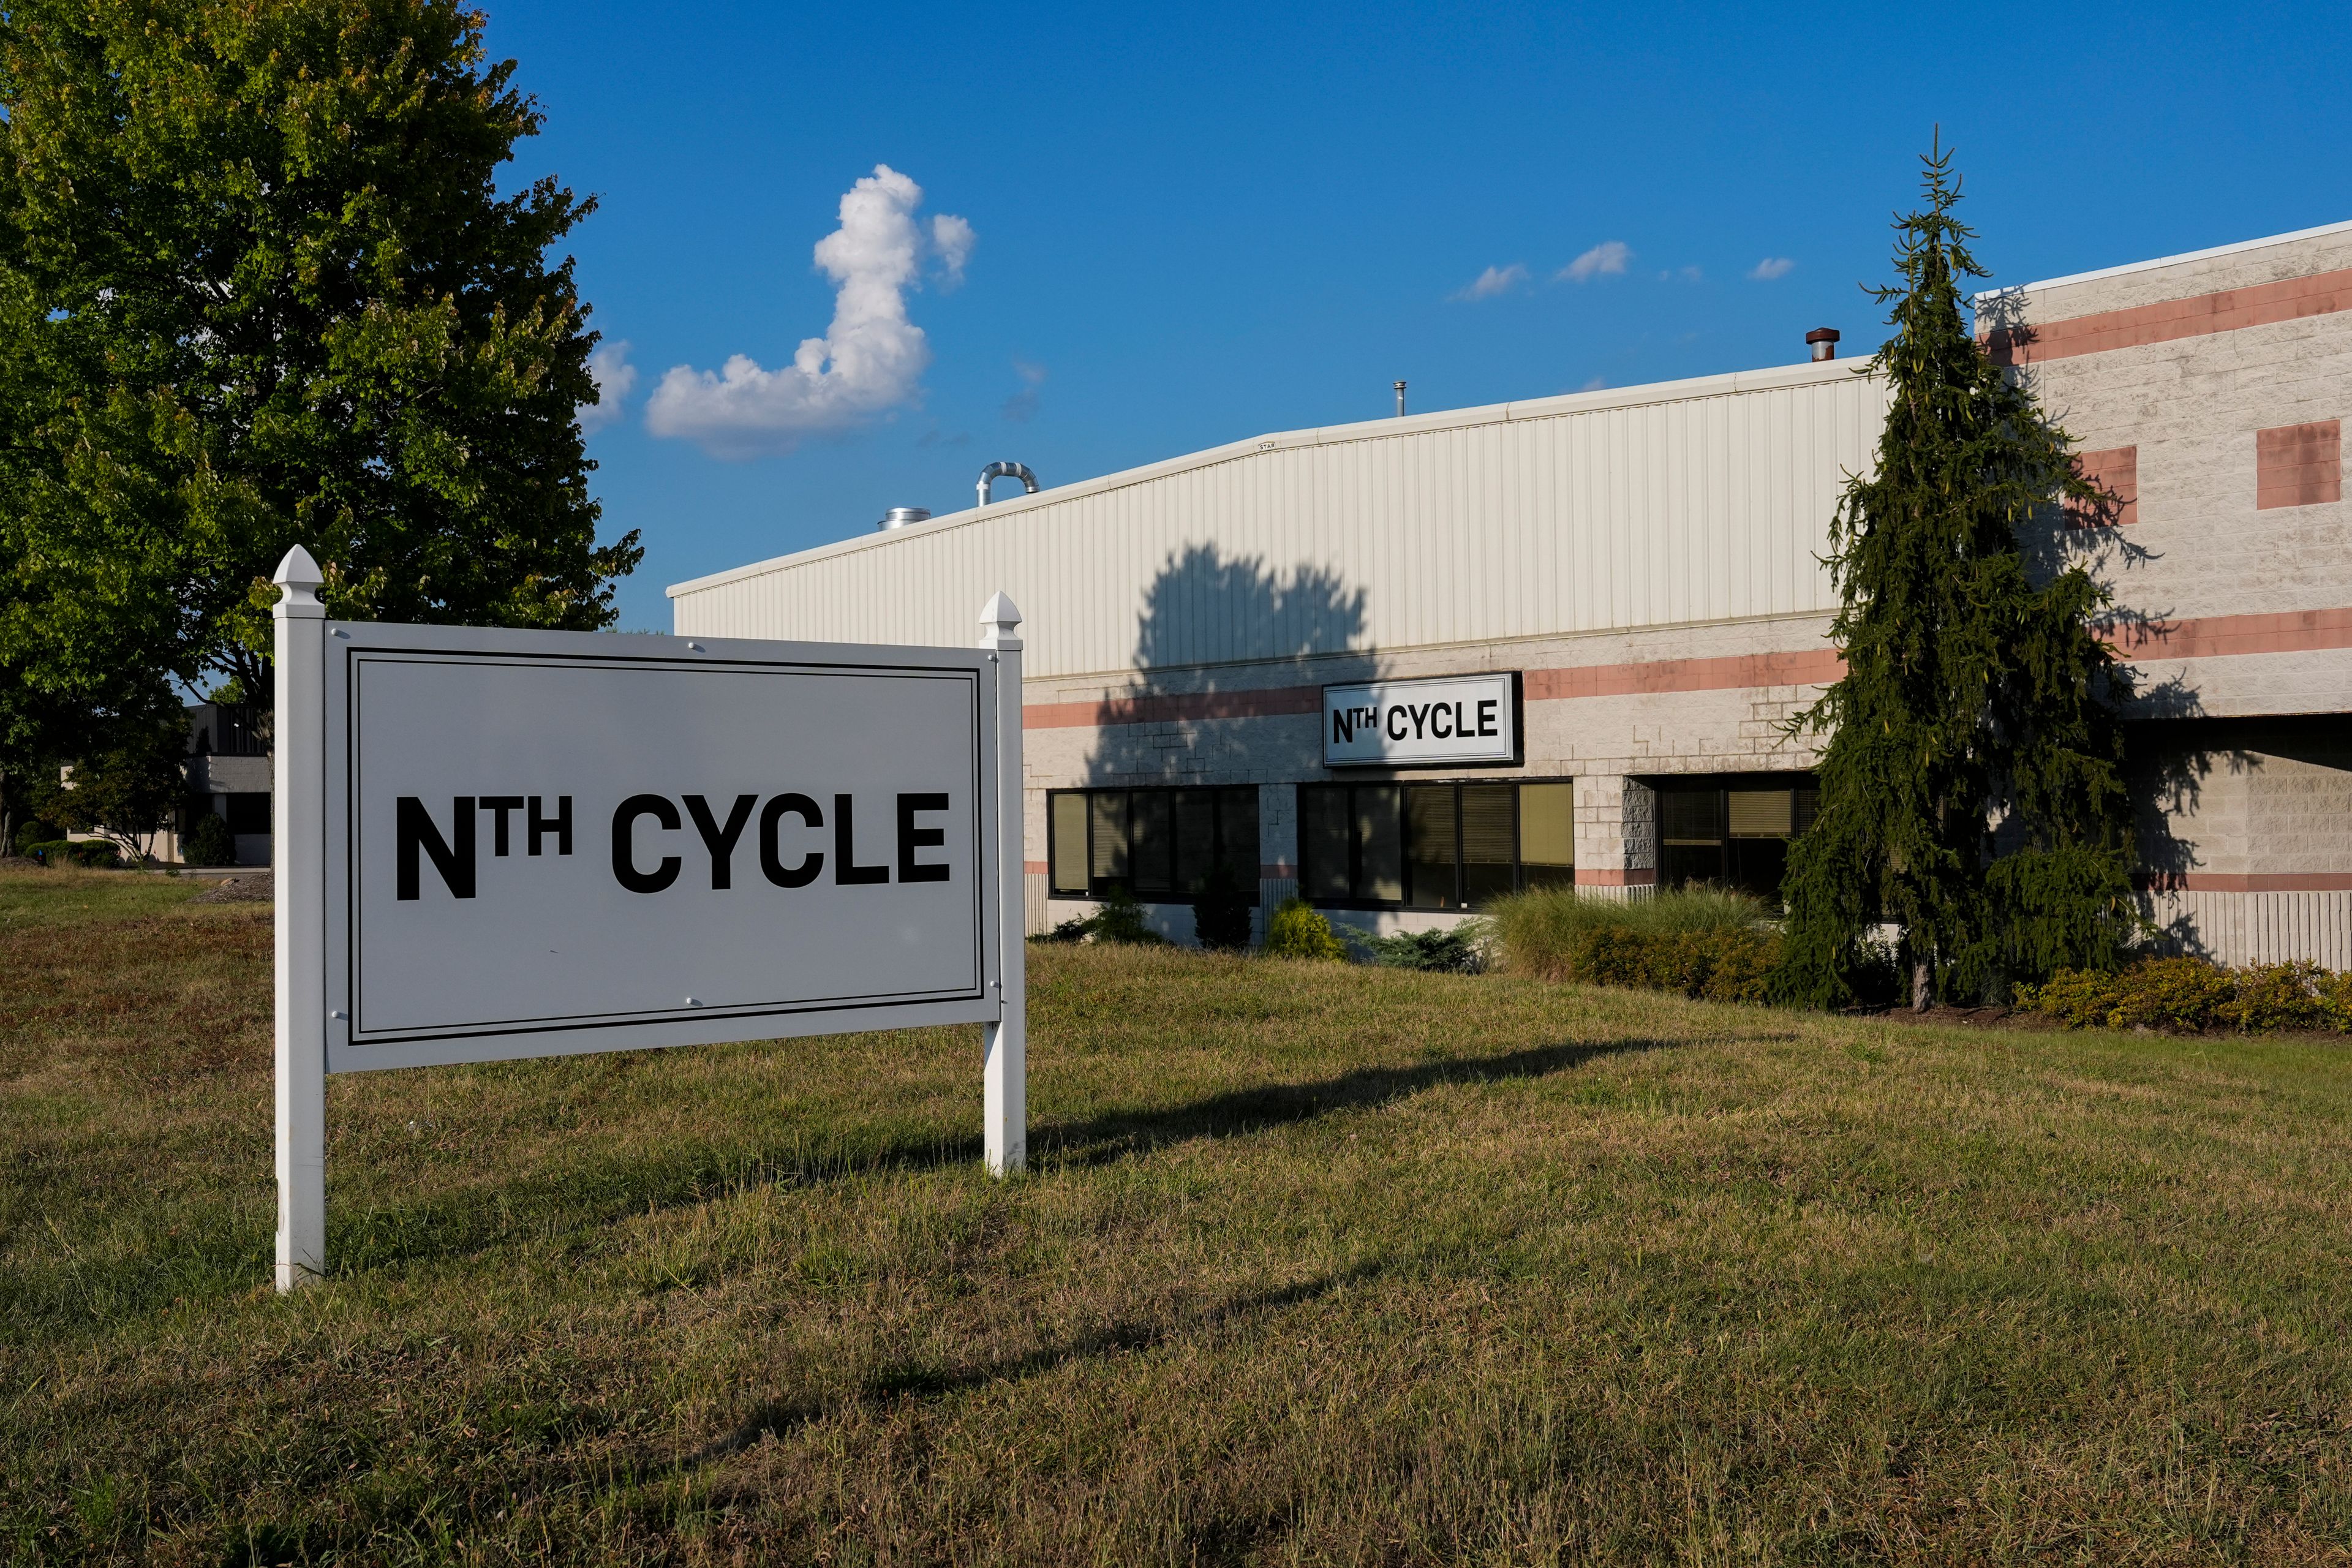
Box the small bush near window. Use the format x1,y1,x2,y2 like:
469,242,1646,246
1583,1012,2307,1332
2024,957,2352,1035
1034,914,1097,944
1264,898,1351,962
1362,925,1487,973
1191,860,1253,952
1090,885,1164,946
183,811,237,867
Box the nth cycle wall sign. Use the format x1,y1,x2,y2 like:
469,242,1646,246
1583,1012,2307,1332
268,546,1028,1291
1321,672,1521,768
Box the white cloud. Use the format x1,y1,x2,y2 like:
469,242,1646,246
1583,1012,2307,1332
1749,257,1796,281
1558,241,1632,283
1002,358,1046,423
932,214,975,288
645,165,972,458
1450,263,1528,301
579,341,636,432
1578,375,1608,392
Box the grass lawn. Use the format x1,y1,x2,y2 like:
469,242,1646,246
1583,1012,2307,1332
5,868,2352,1565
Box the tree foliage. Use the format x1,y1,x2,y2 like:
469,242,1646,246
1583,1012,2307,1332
1776,142,2138,1009
0,0,639,745
24,699,187,859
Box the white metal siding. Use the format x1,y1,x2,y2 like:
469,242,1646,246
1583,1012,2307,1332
670,361,1889,678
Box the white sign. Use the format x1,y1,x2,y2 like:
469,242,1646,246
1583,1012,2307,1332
270,547,1028,1289
326,632,997,1070
1322,673,1519,767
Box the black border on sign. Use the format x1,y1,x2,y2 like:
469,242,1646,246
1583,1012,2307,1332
343,645,988,1046
1319,671,1523,771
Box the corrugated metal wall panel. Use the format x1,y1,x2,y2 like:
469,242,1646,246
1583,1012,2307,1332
672,369,1892,677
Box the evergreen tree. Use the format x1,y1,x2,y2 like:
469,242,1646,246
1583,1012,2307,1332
0,0,640,725
1777,141,2139,1010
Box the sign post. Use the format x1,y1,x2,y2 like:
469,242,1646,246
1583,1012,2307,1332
274,546,329,1290
979,592,1025,1174
269,548,1027,1290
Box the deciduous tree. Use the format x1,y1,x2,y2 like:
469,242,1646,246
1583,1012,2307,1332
0,0,639,730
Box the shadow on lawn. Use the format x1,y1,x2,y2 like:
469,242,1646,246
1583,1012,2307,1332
1035,1035,1677,1166
694,1261,1386,1464
321,1037,1667,1281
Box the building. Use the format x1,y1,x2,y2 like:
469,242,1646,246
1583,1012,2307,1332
183,700,274,865
669,221,2352,969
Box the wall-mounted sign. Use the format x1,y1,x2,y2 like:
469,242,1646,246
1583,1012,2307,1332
1322,672,1520,767
268,547,1028,1290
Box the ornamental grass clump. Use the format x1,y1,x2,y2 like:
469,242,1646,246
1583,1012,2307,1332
1486,886,1768,982
2024,956,2352,1035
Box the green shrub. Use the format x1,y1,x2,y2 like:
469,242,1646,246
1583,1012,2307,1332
26,838,121,869
1033,914,1096,944
12,818,64,857
1264,897,1350,962
1191,860,1254,952
181,810,237,867
1567,925,1783,1003
1488,885,1768,981
2023,956,2351,1035
1089,885,1164,946
1362,923,1487,973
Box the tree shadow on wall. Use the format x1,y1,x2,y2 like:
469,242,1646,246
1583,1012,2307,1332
1078,544,1367,788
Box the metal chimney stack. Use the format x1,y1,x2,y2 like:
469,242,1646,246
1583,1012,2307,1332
1806,328,1840,363
1394,380,1408,417
878,507,931,530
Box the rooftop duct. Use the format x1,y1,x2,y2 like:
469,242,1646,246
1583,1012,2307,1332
878,507,932,530
1806,327,1841,362
976,461,1038,509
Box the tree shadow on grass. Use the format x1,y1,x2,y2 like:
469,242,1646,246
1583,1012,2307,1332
693,1261,1386,1466
1036,1035,1682,1167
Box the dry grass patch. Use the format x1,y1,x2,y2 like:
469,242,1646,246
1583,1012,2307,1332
4,867,2352,1564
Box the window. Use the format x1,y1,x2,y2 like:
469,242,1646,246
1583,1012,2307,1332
1047,786,1259,901
1298,781,1574,908
222,793,271,834
1653,775,1817,904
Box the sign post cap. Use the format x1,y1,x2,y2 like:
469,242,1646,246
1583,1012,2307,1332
977,590,1023,652
272,545,325,589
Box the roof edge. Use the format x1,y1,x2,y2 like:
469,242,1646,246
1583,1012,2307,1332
666,354,1875,600
1975,216,2352,305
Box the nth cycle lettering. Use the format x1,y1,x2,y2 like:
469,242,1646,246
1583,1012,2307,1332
611,794,683,894
396,796,476,900
834,793,890,884
684,794,758,889
759,793,824,888
897,794,952,882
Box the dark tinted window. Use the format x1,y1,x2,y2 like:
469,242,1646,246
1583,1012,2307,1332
1298,782,1572,908
1047,787,1261,902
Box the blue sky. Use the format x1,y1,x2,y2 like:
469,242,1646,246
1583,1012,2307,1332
478,0,2352,630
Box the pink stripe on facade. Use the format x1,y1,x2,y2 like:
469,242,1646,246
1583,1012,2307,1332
2138,872,2352,893
1983,266,2352,366
1020,609,2352,731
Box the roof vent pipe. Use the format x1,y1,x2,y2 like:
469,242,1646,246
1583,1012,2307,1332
878,507,931,530
1394,380,1407,417
976,460,1038,509
1806,327,1840,362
